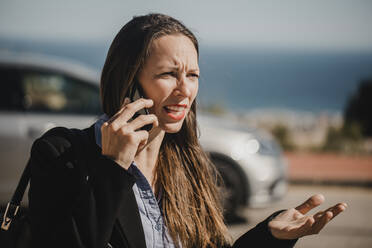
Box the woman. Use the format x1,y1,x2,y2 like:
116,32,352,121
28,13,347,248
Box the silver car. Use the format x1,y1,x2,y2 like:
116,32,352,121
0,51,287,214
198,114,288,211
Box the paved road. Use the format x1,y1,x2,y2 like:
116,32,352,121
228,184,372,248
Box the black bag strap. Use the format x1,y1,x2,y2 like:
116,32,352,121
10,159,31,206
1,127,90,231
1,159,31,231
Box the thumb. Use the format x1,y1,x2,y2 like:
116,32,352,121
295,194,325,214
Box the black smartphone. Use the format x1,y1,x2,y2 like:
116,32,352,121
127,80,153,131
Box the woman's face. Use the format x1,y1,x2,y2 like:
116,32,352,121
137,34,199,133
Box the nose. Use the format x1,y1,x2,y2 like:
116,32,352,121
174,75,192,97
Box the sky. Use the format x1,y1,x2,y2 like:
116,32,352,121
1,0,372,51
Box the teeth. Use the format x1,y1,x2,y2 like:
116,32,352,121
165,106,185,111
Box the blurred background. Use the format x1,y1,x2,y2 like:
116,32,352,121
1,0,372,247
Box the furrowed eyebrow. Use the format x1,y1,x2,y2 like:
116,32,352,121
156,65,179,71
156,65,199,72
188,68,200,73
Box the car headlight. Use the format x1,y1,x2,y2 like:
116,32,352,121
231,138,260,160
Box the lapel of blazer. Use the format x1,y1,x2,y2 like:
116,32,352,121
84,124,147,248
116,185,147,248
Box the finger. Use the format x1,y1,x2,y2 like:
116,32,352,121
106,97,131,124
129,114,159,130
313,211,324,220
310,211,333,235
297,216,315,238
135,129,149,141
314,202,347,219
325,203,347,220
135,130,150,152
111,98,154,129
295,194,325,215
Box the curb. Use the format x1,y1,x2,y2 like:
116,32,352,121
289,179,372,188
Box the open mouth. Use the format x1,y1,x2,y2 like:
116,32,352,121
163,104,187,121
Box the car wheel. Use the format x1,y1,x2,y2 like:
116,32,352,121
211,157,244,216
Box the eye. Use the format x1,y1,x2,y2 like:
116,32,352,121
188,73,199,79
160,71,176,77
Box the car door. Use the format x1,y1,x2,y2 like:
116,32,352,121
0,66,29,201
0,66,101,203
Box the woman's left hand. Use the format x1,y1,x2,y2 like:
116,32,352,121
268,194,347,240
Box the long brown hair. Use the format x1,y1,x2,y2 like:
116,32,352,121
100,13,230,247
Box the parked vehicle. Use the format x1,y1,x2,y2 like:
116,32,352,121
0,51,288,214
198,114,288,211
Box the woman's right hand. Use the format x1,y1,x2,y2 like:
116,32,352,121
100,98,159,170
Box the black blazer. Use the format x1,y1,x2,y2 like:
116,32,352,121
28,125,297,248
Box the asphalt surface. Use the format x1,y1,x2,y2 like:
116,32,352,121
228,184,372,248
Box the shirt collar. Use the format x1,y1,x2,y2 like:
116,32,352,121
94,114,109,148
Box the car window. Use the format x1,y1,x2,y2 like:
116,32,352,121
0,67,24,111
21,71,101,115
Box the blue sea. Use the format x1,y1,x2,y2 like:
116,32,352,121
1,38,372,114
